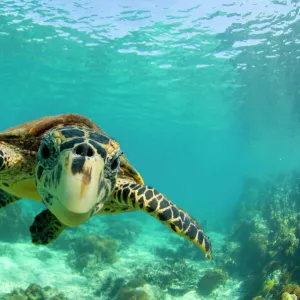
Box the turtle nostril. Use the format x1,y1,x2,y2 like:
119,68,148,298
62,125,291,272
87,147,94,157
74,144,94,157
75,145,85,156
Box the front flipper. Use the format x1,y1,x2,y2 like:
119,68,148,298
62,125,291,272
112,182,212,259
0,189,20,208
29,209,67,245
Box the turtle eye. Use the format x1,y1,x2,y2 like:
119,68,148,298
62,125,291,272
110,156,119,171
40,144,50,160
104,151,121,178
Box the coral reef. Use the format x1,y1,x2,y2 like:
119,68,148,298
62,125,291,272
1,283,68,300
0,203,30,242
116,287,150,300
93,276,152,300
134,256,206,297
67,234,118,272
93,254,208,299
93,276,126,299
100,217,142,248
277,284,300,299
196,268,228,296
220,171,300,299
154,236,205,262
125,279,147,289
280,292,297,300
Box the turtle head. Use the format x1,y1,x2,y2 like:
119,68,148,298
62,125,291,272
35,126,121,226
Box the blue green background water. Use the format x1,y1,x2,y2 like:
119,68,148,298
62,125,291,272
1,0,300,243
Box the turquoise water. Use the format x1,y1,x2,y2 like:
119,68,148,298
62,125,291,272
1,1,300,299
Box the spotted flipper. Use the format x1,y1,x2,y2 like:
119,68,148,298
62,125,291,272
0,189,20,208
111,181,212,259
29,209,67,245
97,199,137,215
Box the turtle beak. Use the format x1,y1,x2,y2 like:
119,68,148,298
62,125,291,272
42,146,110,226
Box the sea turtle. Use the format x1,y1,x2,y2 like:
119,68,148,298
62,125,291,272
0,114,212,259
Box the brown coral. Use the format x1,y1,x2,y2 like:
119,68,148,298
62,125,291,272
277,284,300,299
1,283,67,300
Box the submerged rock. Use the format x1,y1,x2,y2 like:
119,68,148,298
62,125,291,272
116,288,150,300
67,234,118,272
196,268,227,296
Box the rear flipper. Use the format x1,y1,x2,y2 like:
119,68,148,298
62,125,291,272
30,209,67,245
112,181,212,259
0,189,20,208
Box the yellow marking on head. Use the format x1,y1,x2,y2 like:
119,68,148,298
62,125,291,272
80,165,92,199
64,153,70,168
2,178,41,202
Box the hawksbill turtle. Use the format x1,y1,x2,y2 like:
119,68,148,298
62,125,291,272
0,114,212,259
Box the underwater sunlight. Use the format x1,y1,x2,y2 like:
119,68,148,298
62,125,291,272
0,0,300,299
